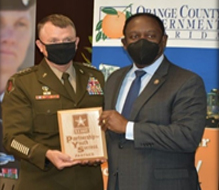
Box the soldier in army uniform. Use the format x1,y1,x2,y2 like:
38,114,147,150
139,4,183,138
2,14,104,190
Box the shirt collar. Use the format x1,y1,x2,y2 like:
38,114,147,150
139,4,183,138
48,63,76,81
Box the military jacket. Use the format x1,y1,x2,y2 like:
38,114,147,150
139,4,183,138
2,59,104,190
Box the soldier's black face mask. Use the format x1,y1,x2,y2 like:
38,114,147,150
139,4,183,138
127,39,160,67
41,41,76,65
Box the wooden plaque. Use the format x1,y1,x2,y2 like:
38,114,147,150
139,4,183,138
57,107,107,161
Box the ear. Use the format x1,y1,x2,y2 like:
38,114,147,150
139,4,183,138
75,37,80,49
161,34,168,48
36,40,43,52
121,37,127,50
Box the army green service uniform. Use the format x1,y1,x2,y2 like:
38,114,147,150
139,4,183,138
2,59,104,190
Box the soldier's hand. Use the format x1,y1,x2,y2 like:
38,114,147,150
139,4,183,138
46,150,80,170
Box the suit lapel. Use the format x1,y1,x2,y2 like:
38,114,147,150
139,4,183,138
36,59,73,101
130,58,170,120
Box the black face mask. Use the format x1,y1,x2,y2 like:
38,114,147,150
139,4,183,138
41,41,76,65
127,39,160,66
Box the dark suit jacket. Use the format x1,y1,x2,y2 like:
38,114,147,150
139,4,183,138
104,57,206,190
2,59,104,190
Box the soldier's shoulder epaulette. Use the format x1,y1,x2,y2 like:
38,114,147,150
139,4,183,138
6,66,38,94
75,62,97,70
82,62,97,69
16,65,38,76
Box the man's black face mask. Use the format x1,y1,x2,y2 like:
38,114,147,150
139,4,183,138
41,41,76,65
127,39,160,66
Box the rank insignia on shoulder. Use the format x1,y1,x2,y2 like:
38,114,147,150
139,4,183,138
18,67,32,75
7,78,15,93
87,77,103,95
82,63,96,69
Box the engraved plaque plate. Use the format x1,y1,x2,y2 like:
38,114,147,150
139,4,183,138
57,107,107,160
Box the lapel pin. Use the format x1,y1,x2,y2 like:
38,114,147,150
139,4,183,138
154,79,159,85
79,69,84,74
42,73,47,78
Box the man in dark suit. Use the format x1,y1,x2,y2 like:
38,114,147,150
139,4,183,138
2,14,104,190
99,13,206,190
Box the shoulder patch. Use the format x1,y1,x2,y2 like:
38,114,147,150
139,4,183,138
6,78,15,93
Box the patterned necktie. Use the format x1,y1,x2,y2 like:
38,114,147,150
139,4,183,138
62,72,75,97
121,70,146,119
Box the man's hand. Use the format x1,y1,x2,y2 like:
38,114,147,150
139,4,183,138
80,159,107,166
99,110,128,133
46,150,80,170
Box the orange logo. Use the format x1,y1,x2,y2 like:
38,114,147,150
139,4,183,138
95,4,132,41
195,128,219,190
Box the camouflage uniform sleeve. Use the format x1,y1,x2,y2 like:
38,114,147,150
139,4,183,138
2,75,49,170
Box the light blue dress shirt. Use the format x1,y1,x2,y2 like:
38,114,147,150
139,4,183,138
115,55,164,140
